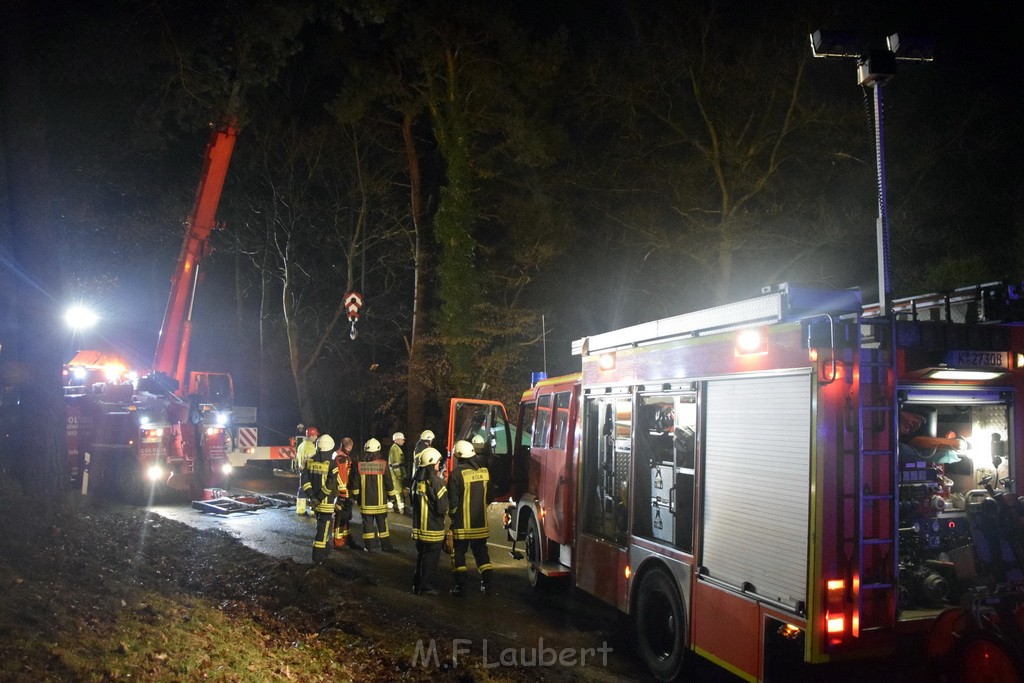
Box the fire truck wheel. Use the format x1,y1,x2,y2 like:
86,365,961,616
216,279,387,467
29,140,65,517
634,566,687,681
956,634,1022,683
114,460,146,504
525,513,549,589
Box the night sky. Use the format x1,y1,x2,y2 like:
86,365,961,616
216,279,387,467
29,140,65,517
4,0,1023,428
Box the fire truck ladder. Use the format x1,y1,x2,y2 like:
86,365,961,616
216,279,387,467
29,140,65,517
853,315,899,633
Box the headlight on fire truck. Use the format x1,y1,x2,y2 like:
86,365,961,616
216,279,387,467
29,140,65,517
206,427,222,436
220,463,233,476
146,464,165,482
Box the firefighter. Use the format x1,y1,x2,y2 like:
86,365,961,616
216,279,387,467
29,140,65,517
411,429,435,481
348,437,403,551
448,439,493,595
294,425,319,516
388,432,409,513
411,447,448,595
301,433,339,564
332,437,360,550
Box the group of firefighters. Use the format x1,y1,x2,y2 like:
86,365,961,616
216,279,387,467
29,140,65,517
295,426,493,597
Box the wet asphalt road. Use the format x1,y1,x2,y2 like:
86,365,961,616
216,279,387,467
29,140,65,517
149,467,740,683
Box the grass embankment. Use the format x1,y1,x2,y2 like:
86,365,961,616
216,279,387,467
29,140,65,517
0,475,527,682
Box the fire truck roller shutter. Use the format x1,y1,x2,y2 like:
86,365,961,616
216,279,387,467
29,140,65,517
702,372,812,610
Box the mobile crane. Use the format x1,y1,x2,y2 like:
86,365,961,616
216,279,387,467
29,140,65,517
64,118,241,501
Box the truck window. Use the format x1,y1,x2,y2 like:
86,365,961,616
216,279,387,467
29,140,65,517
518,401,536,449
552,391,572,450
534,393,552,450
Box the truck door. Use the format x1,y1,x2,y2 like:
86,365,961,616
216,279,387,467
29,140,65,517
447,398,515,500
577,390,632,608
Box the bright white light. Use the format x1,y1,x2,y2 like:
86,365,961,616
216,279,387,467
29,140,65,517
139,415,150,426
736,329,767,355
64,306,99,329
146,464,164,482
220,463,233,476
72,367,87,381
928,369,1003,381
103,364,125,381
216,413,228,426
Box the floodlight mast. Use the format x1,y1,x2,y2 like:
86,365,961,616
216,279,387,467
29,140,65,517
809,31,933,316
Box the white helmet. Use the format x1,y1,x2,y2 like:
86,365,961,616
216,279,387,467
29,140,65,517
392,432,405,442
364,437,382,453
471,434,485,445
316,434,336,452
453,440,475,458
418,447,442,468
420,429,435,441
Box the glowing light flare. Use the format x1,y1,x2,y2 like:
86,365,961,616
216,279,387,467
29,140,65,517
103,364,125,381
220,463,233,476
624,565,632,580
779,624,802,640
64,305,99,329
826,616,845,633
146,464,164,482
928,369,1002,381
735,329,768,356
598,352,616,371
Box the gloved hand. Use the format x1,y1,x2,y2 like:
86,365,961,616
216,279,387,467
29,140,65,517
397,502,405,514
308,496,318,509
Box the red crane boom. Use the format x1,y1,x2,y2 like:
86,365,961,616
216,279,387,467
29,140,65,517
152,117,239,392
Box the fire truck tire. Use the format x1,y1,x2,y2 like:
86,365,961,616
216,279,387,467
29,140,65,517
634,566,688,682
955,634,1022,683
114,459,146,504
925,607,966,663
525,513,549,590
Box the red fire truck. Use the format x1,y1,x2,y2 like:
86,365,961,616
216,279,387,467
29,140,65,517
454,281,1024,682
63,119,240,501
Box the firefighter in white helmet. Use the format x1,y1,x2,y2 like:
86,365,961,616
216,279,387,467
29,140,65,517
294,426,320,516
448,439,493,595
300,434,339,564
348,437,403,551
411,447,448,595
388,432,409,513
411,429,435,480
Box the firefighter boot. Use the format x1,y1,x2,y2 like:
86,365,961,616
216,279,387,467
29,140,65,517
480,569,494,595
381,539,398,552
450,572,466,597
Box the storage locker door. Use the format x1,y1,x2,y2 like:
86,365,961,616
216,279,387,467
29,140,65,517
701,373,812,609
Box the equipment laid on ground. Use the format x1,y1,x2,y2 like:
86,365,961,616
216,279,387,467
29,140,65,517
191,489,297,514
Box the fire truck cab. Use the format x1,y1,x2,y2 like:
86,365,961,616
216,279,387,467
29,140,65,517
466,281,1024,682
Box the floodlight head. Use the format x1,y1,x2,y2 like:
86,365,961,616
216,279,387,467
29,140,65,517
857,49,897,86
810,30,862,59
887,33,935,62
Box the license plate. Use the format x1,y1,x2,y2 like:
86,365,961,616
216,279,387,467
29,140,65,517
946,350,1008,369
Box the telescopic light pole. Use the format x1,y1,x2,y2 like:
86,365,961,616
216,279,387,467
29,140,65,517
810,31,934,316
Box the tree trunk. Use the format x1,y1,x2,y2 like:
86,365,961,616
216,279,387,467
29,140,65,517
282,256,315,424
402,113,427,435
0,3,68,493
